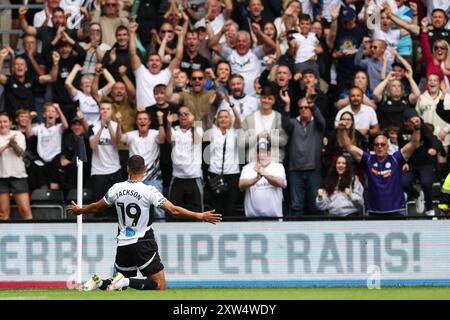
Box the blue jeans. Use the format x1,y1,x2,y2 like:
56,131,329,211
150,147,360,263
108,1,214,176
143,178,165,221
289,169,322,216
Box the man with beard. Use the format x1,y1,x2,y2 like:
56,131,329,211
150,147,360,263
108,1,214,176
166,69,218,130
19,6,81,64
334,87,380,137
217,74,259,122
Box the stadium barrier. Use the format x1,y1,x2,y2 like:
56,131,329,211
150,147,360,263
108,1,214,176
1,220,450,288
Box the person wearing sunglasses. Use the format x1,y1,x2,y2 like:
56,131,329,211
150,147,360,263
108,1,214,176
354,39,392,92
421,17,450,91
80,22,111,76
91,0,129,47
166,69,219,130
338,109,421,217
281,91,325,216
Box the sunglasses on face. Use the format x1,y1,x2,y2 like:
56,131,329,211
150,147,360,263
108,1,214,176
161,30,174,33
374,143,386,147
299,106,310,110
191,77,204,81
434,45,447,50
105,3,117,7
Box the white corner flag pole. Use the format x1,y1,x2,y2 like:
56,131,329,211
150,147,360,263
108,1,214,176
76,156,83,286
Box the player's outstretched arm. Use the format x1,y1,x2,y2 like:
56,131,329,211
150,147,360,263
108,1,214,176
160,201,222,224
68,199,107,215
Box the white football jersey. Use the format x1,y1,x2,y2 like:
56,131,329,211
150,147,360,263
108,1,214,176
103,180,167,246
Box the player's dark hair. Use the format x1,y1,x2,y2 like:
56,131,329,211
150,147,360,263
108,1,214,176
52,7,65,15
229,74,244,82
115,25,129,36
127,155,146,173
299,14,311,22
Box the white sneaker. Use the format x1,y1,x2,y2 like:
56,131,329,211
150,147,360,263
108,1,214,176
81,274,102,291
416,191,425,214
107,272,128,291
425,209,435,216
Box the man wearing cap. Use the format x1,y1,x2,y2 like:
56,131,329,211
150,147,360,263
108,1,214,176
399,108,442,216
239,137,287,218
332,5,368,94
338,109,422,216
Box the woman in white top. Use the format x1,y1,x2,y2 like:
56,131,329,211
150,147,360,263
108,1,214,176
206,101,242,218
0,113,32,220
65,64,116,125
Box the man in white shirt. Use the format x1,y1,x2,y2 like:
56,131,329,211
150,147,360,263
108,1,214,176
334,86,380,137
119,111,166,220
217,74,259,121
219,30,276,95
88,98,123,217
239,138,287,218
166,106,205,214
128,22,183,109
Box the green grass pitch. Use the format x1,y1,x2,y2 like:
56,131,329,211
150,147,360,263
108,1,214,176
2,287,450,300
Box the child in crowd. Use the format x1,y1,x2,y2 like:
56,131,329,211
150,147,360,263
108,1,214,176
292,14,321,77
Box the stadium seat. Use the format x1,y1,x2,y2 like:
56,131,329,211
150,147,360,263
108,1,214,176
66,188,94,220
432,182,441,200
29,189,65,220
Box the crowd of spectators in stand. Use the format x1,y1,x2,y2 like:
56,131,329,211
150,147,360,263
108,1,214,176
0,0,450,220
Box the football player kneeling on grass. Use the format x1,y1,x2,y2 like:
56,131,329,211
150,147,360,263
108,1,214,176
68,155,221,291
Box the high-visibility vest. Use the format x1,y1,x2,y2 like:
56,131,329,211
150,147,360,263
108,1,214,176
438,173,450,209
